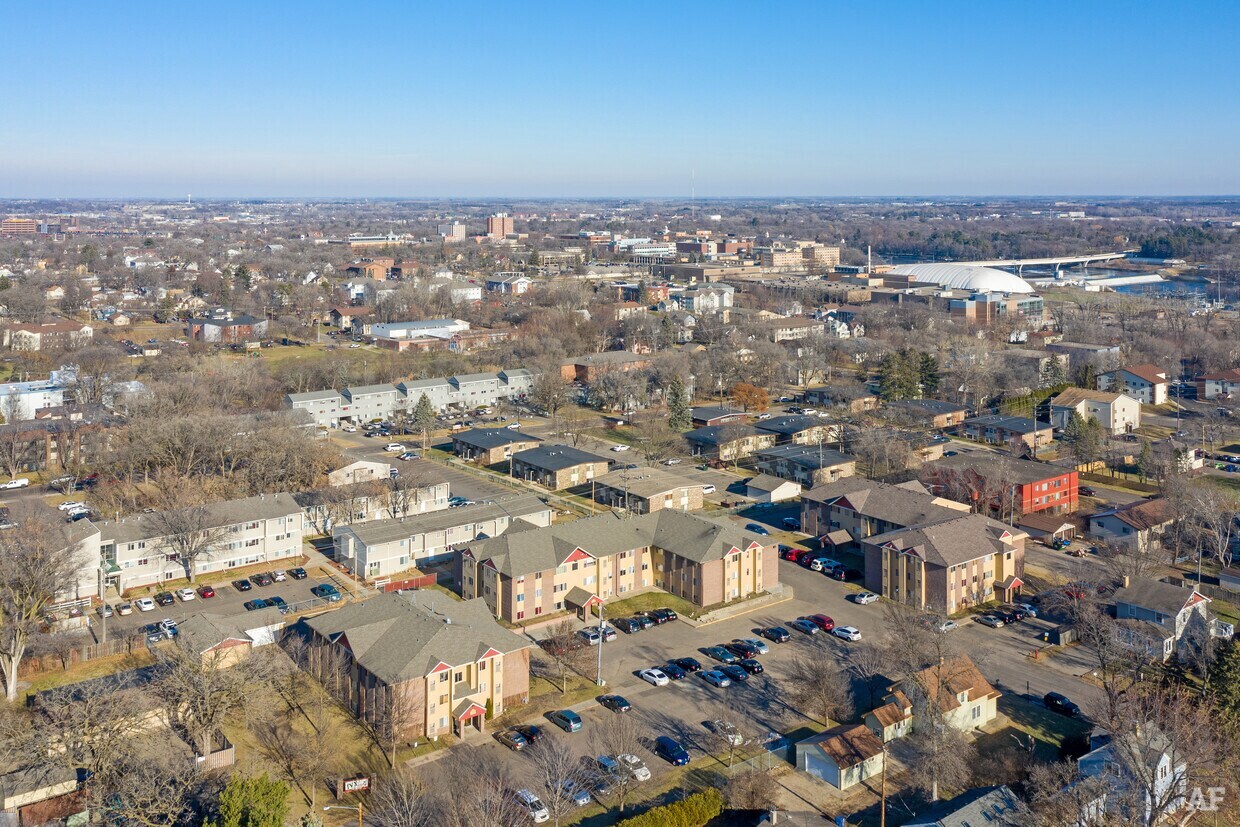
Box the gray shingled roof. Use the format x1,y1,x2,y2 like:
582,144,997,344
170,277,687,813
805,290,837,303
453,428,543,450
287,389,344,404
466,509,769,577
593,467,695,498
864,513,1022,567
803,478,965,528
930,453,1067,486
905,784,1028,827
755,444,853,469
684,424,763,445
344,384,399,397
888,399,967,416
963,414,1047,434
512,444,609,471
303,593,530,684
1113,578,1204,618
746,474,797,493
754,415,824,436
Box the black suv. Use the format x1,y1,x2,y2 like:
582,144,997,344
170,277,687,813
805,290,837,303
232,579,253,592
251,572,273,587
613,617,642,634
153,591,175,606
650,608,678,623
289,567,308,580
1044,692,1080,717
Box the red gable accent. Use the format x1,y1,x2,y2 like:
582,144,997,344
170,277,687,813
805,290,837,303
726,546,742,556
336,633,353,653
564,548,594,563
746,541,761,551
1186,592,1211,608
999,530,1012,540
834,496,855,512
482,559,497,571
480,648,503,660
457,702,486,720
428,661,452,674
461,548,474,560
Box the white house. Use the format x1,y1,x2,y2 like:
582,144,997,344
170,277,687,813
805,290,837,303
744,474,801,503
1076,726,1187,825
1111,577,1213,662
1050,388,1142,435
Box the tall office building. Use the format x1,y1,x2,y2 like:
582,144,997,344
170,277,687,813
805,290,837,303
487,213,514,238
438,222,467,242
1,218,37,235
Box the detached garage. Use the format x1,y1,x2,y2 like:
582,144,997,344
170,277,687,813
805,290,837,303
796,724,885,790
745,474,801,504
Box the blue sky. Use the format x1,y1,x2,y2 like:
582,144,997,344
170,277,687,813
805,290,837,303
3,0,1237,197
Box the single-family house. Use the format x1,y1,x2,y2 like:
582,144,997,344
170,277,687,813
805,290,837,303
1088,498,1176,552
795,724,885,790
745,474,801,503
903,785,1029,827
1196,368,1240,400
1112,577,1212,662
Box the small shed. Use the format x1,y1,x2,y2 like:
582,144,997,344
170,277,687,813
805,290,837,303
745,474,801,504
796,724,885,790
1017,513,1078,543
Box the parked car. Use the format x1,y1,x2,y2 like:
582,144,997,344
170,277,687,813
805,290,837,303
701,484,716,494
251,573,273,587
496,729,529,751
654,736,691,766
703,646,739,664
854,592,879,605
833,626,862,642
649,608,678,623
744,523,770,536
514,789,550,823
594,623,617,642
789,618,818,635
267,596,288,612
660,662,687,680
613,617,642,634
610,445,630,452
515,724,544,745
725,640,760,659
558,779,591,807
737,658,764,674
175,588,196,602
760,626,791,643
829,566,863,582
289,567,308,580
548,709,583,733
311,584,342,602
1044,692,1080,717
936,619,959,633
57,500,88,511
808,557,838,572
673,657,702,673
733,637,769,654
384,443,406,452
232,579,253,592
271,570,287,582
803,614,835,632
97,604,113,618
782,517,802,530
196,585,216,598
117,602,134,616
639,668,670,686
975,614,1005,628
632,615,654,631
159,619,179,636
1015,602,1038,618
699,670,732,688
243,599,270,611
719,664,749,683
618,753,651,782
598,694,631,713
577,629,602,646
154,592,175,607
0,478,29,489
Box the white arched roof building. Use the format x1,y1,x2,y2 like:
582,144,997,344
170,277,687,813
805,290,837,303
887,263,1034,294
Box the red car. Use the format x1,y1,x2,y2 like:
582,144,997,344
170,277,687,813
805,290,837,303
803,614,835,632
196,585,216,598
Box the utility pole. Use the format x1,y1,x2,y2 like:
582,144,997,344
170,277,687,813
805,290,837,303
97,566,107,644
879,741,888,827
596,601,606,686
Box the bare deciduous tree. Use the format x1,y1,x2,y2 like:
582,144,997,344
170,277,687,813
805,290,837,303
146,489,229,584
367,768,434,827
527,737,589,827
590,710,644,813
539,620,588,693
0,510,85,701
153,636,250,758
724,768,781,812
783,647,854,725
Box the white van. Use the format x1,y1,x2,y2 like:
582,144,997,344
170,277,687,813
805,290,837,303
809,557,841,572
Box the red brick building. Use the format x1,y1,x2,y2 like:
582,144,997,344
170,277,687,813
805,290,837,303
923,454,1078,517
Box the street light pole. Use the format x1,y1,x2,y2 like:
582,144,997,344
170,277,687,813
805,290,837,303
596,601,605,686
324,804,363,827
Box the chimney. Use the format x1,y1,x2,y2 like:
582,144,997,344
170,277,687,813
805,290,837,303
1121,575,1130,589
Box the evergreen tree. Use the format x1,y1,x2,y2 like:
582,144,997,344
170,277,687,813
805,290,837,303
667,377,691,431
527,249,540,268
1212,641,1240,723
878,351,916,401
637,279,652,305
1040,357,1067,388
412,393,436,447
1137,440,1155,481
918,352,941,397
209,774,289,827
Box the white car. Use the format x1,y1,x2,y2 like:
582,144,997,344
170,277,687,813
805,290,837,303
854,591,880,605
639,668,669,687
610,444,630,452
701,484,716,494
833,626,862,642
0,478,29,489
57,501,88,512
734,637,770,655
506,422,521,429
134,598,155,612
936,619,959,633
341,425,357,432
384,443,406,452
272,569,287,582
514,790,549,823
663,458,682,465
1015,602,1038,618
175,588,196,602
348,343,361,349
617,753,651,782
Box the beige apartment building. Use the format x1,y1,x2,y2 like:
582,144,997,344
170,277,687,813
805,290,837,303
591,467,704,514
302,593,532,740
457,510,776,623
510,444,611,490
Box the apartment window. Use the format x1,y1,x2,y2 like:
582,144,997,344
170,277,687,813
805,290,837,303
516,611,525,620
454,671,464,683
516,594,524,603
439,693,448,704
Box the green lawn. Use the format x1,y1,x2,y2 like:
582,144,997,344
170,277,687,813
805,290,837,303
994,694,1090,758
21,650,156,701
599,591,700,619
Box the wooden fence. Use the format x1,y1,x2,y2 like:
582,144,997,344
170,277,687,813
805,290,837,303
18,634,147,679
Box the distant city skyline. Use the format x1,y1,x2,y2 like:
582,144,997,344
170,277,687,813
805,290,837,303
4,0,1238,198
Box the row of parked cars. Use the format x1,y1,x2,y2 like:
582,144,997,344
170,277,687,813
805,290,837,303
779,546,863,581
575,608,677,644
973,602,1039,628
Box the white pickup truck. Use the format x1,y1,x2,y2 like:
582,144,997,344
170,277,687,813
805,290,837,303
0,478,29,490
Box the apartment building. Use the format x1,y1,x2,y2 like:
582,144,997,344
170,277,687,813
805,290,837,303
451,427,544,466
510,444,610,490
887,399,969,429
959,415,1054,450
763,317,825,343
754,444,856,487
6,319,94,352
333,495,553,577
486,213,515,238
96,493,304,593
591,467,705,514
458,509,776,623
924,454,1079,516
754,415,839,446
0,217,38,235
1049,388,1141,435
186,310,267,343
1097,364,1168,405
294,474,449,534
437,221,467,241
302,593,532,740
559,352,652,384
485,273,531,294
684,424,778,461
1197,368,1240,400
802,478,1026,613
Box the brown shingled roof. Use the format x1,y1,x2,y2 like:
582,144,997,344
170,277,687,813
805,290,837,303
810,724,884,769
903,656,1000,714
